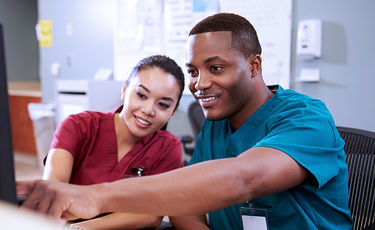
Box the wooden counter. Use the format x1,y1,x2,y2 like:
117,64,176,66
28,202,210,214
8,81,42,97
8,81,42,155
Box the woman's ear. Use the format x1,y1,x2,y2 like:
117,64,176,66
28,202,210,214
247,54,262,77
121,84,126,101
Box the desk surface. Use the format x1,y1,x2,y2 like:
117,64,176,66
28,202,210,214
0,201,63,229
8,81,41,97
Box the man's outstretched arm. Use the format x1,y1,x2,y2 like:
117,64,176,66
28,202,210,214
18,147,307,220
169,215,209,230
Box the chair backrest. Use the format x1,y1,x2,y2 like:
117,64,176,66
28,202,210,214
337,126,375,230
187,101,205,139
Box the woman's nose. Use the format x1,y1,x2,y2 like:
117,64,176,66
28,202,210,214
141,101,155,117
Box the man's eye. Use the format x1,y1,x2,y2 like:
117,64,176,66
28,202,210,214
187,69,198,77
137,92,146,99
159,102,170,109
211,66,223,72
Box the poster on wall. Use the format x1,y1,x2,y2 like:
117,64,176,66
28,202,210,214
36,20,53,47
114,0,292,89
114,0,164,81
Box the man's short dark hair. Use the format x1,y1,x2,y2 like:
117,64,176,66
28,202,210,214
189,13,262,58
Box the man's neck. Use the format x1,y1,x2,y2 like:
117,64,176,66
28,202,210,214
229,82,274,132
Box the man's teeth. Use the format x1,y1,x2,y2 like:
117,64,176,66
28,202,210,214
137,117,150,125
202,97,216,102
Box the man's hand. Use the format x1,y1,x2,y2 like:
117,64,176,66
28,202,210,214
17,180,103,220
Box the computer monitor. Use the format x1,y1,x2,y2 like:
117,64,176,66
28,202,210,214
0,23,18,205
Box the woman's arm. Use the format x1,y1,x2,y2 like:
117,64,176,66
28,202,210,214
71,213,162,230
43,148,74,182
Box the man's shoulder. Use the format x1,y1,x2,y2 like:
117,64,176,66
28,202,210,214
274,88,329,114
277,88,316,103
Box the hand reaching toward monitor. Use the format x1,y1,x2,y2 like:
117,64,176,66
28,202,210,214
17,180,104,220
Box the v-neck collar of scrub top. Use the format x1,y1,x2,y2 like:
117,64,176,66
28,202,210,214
226,85,284,156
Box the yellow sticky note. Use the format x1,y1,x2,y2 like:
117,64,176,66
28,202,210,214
37,20,53,47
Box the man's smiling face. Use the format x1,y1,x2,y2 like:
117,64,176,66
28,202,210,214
185,31,254,122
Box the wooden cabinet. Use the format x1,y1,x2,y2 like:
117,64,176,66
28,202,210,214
8,82,41,155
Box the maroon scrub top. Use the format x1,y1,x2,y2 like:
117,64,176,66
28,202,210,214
50,107,183,185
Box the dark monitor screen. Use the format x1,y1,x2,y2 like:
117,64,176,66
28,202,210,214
0,23,17,205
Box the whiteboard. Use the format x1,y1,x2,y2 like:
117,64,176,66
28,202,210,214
114,0,292,90
219,0,293,88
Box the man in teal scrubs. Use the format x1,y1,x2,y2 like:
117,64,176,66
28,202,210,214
18,13,352,230
170,13,353,229
184,85,352,230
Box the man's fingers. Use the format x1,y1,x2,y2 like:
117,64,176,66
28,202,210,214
36,190,54,215
17,180,101,221
48,195,68,219
21,181,44,211
16,180,37,197
61,211,78,221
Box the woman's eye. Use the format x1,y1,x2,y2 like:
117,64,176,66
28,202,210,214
159,102,170,109
137,92,146,99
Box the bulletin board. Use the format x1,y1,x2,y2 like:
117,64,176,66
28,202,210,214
114,0,292,90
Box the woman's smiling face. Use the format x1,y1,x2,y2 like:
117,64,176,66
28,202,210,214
121,66,180,138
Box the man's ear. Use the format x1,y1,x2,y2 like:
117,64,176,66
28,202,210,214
121,84,126,101
247,54,262,77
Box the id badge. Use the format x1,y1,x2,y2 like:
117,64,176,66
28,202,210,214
240,206,269,230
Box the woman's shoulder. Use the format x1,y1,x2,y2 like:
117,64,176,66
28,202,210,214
152,130,181,144
66,110,112,122
155,130,179,139
60,110,113,131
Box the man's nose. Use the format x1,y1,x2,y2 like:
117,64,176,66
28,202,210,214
195,71,212,91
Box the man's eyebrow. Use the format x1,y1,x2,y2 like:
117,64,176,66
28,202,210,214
139,85,174,102
204,56,226,64
186,56,226,68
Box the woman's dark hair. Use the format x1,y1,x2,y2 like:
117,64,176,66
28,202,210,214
126,55,185,110
189,13,262,58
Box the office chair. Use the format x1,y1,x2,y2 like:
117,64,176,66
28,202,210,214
337,126,375,230
179,101,205,157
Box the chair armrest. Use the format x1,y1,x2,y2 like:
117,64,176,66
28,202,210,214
178,135,193,144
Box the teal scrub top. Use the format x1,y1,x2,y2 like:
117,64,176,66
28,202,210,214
189,86,353,230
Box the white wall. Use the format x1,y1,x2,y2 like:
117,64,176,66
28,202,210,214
292,0,375,131
36,0,375,132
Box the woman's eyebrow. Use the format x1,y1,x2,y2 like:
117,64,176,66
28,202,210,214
139,84,150,93
161,97,174,102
